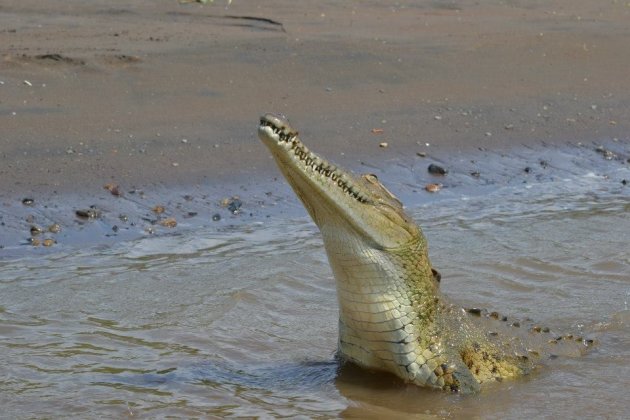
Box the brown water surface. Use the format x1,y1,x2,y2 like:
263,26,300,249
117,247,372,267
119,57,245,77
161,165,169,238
1,150,628,418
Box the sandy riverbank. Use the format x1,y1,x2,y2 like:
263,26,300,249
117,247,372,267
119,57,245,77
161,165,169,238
1,0,629,194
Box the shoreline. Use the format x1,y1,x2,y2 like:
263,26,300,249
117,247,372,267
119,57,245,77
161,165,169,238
1,137,627,257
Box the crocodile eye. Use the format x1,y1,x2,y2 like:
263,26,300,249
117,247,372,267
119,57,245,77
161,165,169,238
364,174,379,184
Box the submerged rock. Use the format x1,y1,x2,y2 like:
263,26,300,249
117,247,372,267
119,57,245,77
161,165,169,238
595,146,617,160
428,163,448,175
425,183,442,193
222,197,242,215
75,207,101,219
48,223,62,234
159,218,177,228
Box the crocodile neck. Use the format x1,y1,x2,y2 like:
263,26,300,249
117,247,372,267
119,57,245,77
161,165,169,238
257,113,590,393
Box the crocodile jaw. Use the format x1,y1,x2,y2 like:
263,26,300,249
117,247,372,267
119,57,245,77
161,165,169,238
258,114,420,249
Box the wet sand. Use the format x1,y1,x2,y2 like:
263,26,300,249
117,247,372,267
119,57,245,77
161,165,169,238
1,0,629,193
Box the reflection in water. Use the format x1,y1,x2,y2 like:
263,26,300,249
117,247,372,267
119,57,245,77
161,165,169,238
0,176,629,418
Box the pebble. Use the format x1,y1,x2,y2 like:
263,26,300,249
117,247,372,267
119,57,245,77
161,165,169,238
42,238,55,247
425,183,442,193
467,308,483,316
212,213,221,221
152,205,165,214
427,163,448,175
379,142,388,148
30,225,43,236
75,207,101,219
222,197,242,214
104,183,123,196
159,218,177,228
470,171,480,178
595,146,617,160
22,198,34,206
48,223,61,233
416,152,427,157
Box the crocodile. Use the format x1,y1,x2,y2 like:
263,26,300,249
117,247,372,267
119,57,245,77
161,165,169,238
257,113,592,393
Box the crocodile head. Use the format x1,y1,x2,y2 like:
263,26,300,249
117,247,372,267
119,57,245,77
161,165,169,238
258,113,420,249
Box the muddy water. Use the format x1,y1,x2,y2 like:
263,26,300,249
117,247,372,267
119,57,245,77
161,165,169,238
1,153,629,418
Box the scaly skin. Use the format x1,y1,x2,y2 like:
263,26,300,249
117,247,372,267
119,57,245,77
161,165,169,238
258,114,590,393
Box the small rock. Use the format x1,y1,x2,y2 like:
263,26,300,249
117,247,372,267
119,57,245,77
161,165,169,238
30,225,43,236
112,225,119,233
104,183,123,196
622,179,627,186
416,152,427,157
227,198,242,214
425,183,442,193
539,160,549,168
30,238,41,247
153,205,165,214
119,214,129,223
75,207,101,219
504,124,514,130
379,142,388,148
42,238,55,247
22,198,34,206
595,146,617,160
160,218,177,228
48,223,61,234
524,167,532,173
371,128,384,134
470,171,480,178
428,164,448,176
212,213,221,221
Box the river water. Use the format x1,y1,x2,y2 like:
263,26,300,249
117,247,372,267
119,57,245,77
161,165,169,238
1,146,629,418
